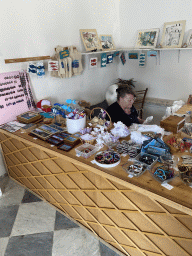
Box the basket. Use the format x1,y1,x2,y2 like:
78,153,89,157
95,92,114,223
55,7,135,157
80,138,96,145
89,107,112,130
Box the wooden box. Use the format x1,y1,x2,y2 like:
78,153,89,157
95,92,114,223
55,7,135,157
163,131,191,154
160,115,185,133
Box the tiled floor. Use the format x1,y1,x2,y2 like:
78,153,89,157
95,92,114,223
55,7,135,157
0,175,122,256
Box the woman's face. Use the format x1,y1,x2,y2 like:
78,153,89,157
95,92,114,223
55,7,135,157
119,93,135,113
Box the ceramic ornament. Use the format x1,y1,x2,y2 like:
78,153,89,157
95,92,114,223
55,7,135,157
147,51,157,57
120,52,126,65
90,57,98,68
129,53,138,59
113,51,120,57
107,54,113,64
36,61,45,77
139,53,146,67
48,61,59,72
28,62,37,74
101,53,107,67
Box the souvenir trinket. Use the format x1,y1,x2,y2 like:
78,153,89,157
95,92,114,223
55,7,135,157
75,143,98,159
178,165,192,185
152,164,175,183
94,150,120,168
122,161,147,177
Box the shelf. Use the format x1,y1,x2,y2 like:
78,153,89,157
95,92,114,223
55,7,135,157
81,49,121,55
5,56,51,64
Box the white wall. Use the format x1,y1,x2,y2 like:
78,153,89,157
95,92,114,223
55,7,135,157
118,0,192,101
0,0,121,104
1,0,191,103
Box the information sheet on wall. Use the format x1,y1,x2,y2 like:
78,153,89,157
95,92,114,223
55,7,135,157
0,70,36,125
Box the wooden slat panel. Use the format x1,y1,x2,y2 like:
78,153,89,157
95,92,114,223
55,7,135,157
1,132,192,256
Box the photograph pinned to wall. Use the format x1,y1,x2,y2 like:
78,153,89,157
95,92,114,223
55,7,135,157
99,34,115,51
186,29,192,48
90,57,98,68
147,51,157,57
129,53,138,59
161,20,186,48
139,53,146,67
80,29,102,51
107,54,113,64
101,53,107,68
135,28,159,48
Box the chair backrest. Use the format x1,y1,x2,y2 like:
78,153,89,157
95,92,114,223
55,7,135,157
133,88,148,119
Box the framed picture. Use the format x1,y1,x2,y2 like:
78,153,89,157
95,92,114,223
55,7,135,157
186,29,192,48
135,28,159,48
161,20,186,48
51,134,65,141
49,124,65,132
80,29,102,51
38,124,59,134
58,143,73,152
17,111,41,124
99,34,115,51
30,128,51,140
64,136,80,146
46,137,61,146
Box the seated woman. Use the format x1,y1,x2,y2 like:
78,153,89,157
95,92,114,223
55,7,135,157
106,85,144,127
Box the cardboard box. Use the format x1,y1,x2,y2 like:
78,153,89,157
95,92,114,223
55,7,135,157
160,115,185,134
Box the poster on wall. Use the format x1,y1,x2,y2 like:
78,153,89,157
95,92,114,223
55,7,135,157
0,71,36,125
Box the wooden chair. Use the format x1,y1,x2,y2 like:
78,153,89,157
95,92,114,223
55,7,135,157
133,88,148,119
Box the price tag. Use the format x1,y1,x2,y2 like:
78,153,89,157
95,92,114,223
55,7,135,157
33,137,37,140
161,183,174,190
128,174,134,178
50,145,55,147
121,154,127,157
91,160,96,164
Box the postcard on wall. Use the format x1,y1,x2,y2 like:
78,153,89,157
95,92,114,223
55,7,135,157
161,20,186,48
135,28,159,48
100,34,115,51
80,29,102,51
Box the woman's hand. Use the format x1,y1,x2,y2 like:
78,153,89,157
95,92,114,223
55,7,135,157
138,117,144,124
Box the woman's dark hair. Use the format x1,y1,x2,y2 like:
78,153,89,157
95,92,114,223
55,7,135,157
116,85,136,101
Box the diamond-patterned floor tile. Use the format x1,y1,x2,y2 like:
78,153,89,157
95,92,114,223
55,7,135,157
0,237,9,256
5,232,53,256
21,189,42,204
54,211,79,231
100,242,122,256
0,205,19,238
11,201,56,236
52,228,100,256
0,179,25,207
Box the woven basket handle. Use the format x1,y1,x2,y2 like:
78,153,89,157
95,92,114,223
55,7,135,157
90,107,112,123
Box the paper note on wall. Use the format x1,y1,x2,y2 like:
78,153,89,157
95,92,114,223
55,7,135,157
0,71,35,125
